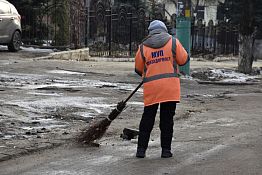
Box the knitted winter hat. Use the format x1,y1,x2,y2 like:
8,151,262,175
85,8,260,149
148,20,168,32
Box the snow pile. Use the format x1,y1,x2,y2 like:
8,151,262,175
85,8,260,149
209,69,255,83
191,69,261,83
0,45,7,50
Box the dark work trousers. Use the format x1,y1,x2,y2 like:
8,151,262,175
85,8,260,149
137,101,177,150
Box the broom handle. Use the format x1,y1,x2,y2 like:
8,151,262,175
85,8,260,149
123,81,143,104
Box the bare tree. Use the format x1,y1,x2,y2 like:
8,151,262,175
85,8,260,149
225,0,262,74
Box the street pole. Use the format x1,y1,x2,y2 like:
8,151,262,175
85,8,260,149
176,0,191,75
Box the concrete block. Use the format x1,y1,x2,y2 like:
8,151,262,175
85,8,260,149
49,48,90,61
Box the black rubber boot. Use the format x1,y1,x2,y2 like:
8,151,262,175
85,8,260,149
136,148,146,158
161,149,173,158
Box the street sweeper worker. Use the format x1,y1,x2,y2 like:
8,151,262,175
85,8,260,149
135,20,189,158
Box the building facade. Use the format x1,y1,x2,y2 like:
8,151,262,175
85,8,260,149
159,0,226,26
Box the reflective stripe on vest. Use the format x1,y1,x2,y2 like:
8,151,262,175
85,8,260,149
172,37,177,73
143,72,178,83
139,44,147,75
140,37,178,83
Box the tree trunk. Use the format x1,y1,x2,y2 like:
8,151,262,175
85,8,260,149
238,34,254,74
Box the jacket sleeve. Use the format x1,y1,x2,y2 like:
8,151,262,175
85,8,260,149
135,46,144,77
175,39,189,66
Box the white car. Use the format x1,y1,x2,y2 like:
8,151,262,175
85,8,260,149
0,0,21,51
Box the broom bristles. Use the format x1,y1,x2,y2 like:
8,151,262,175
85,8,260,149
78,101,126,144
77,82,142,144
78,118,111,144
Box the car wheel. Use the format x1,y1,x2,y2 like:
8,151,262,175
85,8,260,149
8,31,21,52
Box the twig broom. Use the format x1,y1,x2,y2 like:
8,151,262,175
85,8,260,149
78,81,143,144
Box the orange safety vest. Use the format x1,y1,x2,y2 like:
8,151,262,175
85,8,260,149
135,36,188,106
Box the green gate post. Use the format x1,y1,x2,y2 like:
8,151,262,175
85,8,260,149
176,17,191,75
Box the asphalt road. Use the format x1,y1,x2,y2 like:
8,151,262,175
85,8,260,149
0,50,262,175
1,93,262,175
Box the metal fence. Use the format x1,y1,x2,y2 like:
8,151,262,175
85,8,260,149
191,21,239,56
88,8,239,57
87,2,170,57
88,9,151,57
17,1,239,57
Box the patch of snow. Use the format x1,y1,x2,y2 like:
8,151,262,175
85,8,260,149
20,46,54,53
21,124,67,130
89,103,113,108
21,126,34,131
31,118,56,123
6,96,107,114
27,91,62,96
3,135,16,140
221,78,246,83
0,45,7,50
193,69,261,83
181,75,194,80
1,71,141,93
73,112,94,118
202,94,215,97
21,83,77,90
23,118,68,131
88,103,114,114
186,93,215,98
128,101,144,105
48,70,86,75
